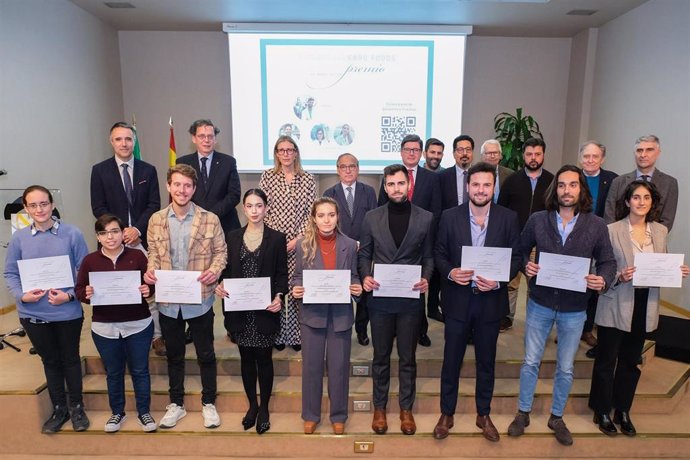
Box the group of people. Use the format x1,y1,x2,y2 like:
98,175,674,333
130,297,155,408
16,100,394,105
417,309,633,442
4,120,687,446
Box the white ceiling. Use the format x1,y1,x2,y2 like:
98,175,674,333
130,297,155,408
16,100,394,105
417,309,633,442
68,0,648,37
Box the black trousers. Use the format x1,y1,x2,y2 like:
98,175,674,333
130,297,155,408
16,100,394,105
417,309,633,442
589,288,648,414
583,292,598,334
160,308,217,406
370,308,421,410
20,317,84,408
440,295,500,416
354,292,369,336
427,270,442,316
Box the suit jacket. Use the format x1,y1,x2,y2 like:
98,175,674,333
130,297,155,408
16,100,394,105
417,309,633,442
604,169,678,231
497,165,515,188
378,166,442,220
221,226,288,336
439,165,469,211
589,168,618,217
358,203,434,313
323,181,377,241
177,151,241,233
146,203,228,300
596,219,667,333
434,203,521,322
90,157,160,248
293,233,360,332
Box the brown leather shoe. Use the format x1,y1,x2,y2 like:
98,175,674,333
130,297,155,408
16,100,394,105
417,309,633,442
476,414,500,442
332,422,345,435
372,409,388,434
400,410,416,435
581,331,598,347
303,421,318,434
152,337,166,357
433,414,454,439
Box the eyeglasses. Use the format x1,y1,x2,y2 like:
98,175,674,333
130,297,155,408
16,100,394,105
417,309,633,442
96,229,122,237
277,148,296,155
25,202,51,210
338,164,358,171
402,148,422,154
483,151,500,157
455,147,473,154
196,134,215,141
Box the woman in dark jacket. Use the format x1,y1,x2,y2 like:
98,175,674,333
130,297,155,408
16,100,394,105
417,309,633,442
215,189,288,434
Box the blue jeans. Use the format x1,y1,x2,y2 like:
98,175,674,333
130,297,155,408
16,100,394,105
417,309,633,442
518,299,586,416
92,322,154,415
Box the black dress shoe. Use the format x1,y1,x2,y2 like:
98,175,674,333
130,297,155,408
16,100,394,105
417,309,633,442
593,413,617,436
613,410,636,436
185,328,193,345
242,406,258,430
292,344,301,352
357,333,370,346
274,343,285,351
418,334,431,347
256,411,270,435
586,345,597,359
428,311,445,323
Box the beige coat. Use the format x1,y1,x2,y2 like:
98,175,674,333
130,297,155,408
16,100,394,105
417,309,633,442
595,219,667,332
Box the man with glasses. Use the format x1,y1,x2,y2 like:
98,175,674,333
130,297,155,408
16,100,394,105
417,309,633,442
439,135,475,211
378,134,441,347
479,139,514,203
323,153,377,346
177,119,242,234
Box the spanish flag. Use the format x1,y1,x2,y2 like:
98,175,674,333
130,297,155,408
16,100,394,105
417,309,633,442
168,117,176,167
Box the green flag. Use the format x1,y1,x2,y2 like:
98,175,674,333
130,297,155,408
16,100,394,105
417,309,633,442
132,115,141,160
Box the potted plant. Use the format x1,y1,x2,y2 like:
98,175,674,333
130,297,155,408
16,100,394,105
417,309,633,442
493,107,543,170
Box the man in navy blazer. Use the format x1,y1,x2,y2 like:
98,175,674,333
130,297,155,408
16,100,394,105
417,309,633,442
604,134,678,232
359,164,434,436
377,134,441,347
90,122,161,249
323,153,378,346
439,134,475,211
176,119,242,234
433,162,521,442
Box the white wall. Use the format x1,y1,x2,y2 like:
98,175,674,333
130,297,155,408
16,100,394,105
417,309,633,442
462,36,572,171
0,0,123,307
588,0,690,310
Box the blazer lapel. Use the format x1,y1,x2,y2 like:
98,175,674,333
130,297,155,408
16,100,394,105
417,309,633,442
205,154,222,193
108,158,128,199
376,207,397,258
615,221,635,268
393,205,420,259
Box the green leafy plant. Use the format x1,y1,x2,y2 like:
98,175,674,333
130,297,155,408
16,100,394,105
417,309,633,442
493,107,543,170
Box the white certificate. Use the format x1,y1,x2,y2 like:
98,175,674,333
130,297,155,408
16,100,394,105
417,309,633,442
223,277,272,311
373,264,422,299
89,271,142,306
536,252,591,293
155,270,202,304
633,253,685,288
302,270,351,304
17,255,74,292
461,246,512,282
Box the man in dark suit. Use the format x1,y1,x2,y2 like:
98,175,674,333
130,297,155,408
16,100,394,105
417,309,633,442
323,153,378,346
439,134,474,211
359,164,434,436
90,122,164,356
176,119,242,234
378,134,441,347
433,162,521,442
479,139,514,203
578,141,618,350
604,134,678,231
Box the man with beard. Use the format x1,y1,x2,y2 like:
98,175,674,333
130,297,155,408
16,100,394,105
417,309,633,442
432,162,521,442
359,164,434,436
497,138,554,331
422,137,445,172
507,165,615,446
439,135,474,211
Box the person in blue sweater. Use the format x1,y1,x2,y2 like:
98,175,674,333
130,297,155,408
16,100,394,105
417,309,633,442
4,185,90,434
506,165,616,446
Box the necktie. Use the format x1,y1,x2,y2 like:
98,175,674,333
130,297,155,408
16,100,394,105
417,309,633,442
200,157,209,187
407,169,415,201
346,186,354,217
641,174,651,182
121,164,133,206
459,170,466,205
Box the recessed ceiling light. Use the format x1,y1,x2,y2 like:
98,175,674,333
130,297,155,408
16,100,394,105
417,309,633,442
566,9,598,16
104,2,135,8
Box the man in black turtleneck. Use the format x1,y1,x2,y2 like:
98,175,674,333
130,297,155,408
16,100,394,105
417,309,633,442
358,164,435,437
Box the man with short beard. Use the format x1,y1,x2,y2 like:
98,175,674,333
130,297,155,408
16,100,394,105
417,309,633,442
439,135,475,211
497,138,554,331
422,137,445,172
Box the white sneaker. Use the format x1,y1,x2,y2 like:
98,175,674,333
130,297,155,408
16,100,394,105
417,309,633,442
202,403,221,428
159,403,186,429
104,413,126,433
138,412,157,432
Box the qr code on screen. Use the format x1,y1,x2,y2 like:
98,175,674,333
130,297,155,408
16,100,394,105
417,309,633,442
380,116,417,152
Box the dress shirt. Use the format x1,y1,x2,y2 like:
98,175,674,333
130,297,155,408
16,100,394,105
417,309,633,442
455,165,468,205
527,168,543,193
556,212,579,246
198,151,214,176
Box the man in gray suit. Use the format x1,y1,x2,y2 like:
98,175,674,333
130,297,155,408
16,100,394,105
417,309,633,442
359,164,434,436
604,134,678,231
480,139,514,203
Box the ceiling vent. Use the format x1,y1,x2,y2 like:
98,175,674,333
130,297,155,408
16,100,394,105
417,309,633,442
566,9,597,16
104,2,136,8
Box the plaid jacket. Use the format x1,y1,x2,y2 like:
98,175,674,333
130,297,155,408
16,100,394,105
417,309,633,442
147,203,227,299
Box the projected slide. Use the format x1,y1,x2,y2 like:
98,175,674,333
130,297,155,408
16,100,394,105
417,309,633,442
229,32,466,173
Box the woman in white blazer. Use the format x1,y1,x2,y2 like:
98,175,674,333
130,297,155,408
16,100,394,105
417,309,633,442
589,180,688,437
